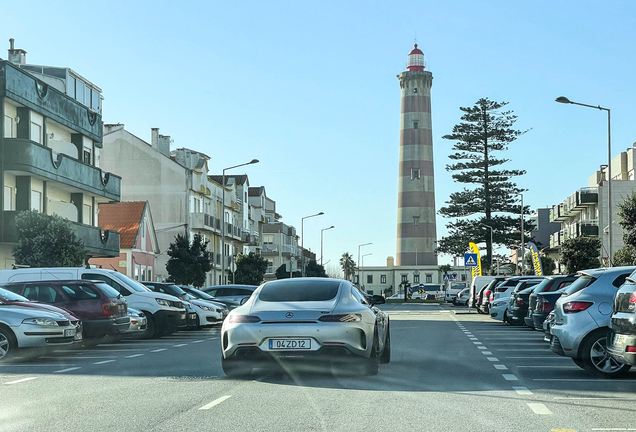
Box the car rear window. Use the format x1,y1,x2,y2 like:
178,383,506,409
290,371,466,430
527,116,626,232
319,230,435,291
94,283,122,299
562,275,595,296
259,280,341,302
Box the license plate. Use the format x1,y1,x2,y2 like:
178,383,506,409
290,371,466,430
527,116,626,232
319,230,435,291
74,332,83,341
268,339,311,350
64,329,76,337
180,313,186,319
613,334,625,347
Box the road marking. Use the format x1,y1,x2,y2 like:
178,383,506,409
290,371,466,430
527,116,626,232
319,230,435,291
477,346,487,350
513,386,533,395
506,356,571,359
502,374,518,381
192,340,204,344
494,364,508,370
488,342,548,345
209,337,218,340
473,342,483,345
555,397,636,400
54,367,82,373
3,377,38,385
487,357,499,362
469,337,478,340
534,379,636,382
527,403,553,415
39,356,116,360
93,360,116,365
517,365,580,369
199,395,232,410
591,429,636,431
482,351,493,355
174,344,188,347
496,349,551,351
0,364,76,367
124,354,145,359
151,349,167,353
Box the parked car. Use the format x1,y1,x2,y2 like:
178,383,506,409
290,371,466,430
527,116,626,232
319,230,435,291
550,266,635,377
482,276,542,314
453,288,469,305
221,278,390,377
124,307,148,335
468,276,498,311
179,286,229,320
202,285,258,309
0,287,83,342
0,268,186,339
507,279,549,326
0,305,77,360
527,275,578,330
143,282,225,328
2,280,130,339
607,271,636,366
444,282,468,303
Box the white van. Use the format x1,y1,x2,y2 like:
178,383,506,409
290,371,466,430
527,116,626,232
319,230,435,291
0,268,185,338
444,282,468,302
468,276,495,309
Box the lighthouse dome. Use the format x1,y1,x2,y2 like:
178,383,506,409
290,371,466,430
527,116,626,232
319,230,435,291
407,44,425,71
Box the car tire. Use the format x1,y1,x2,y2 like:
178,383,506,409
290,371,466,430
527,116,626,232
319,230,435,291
476,307,486,315
580,329,632,378
221,356,251,378
363,331,380,376
380,323,391,364
572,357,586,369
0,326,17,362
141,313,159,339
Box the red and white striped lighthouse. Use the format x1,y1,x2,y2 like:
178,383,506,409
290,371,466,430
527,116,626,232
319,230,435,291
396,44,437,266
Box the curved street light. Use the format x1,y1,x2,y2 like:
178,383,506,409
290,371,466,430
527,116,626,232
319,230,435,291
301,212,324,276
320,226,335,266
357,242,372,285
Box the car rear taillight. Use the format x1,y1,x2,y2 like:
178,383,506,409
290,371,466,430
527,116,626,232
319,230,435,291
228,315,261,323
489,294,494,302
536,300,552,313
101,302,115,316
318,314,362,322
563,301,594,313
484,290,491,298
458,293,463,298
627,346,636,353
629,292,636,304
515,298,524,307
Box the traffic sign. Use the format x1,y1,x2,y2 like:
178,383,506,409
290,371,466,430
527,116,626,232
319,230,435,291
464,253,478,267
451,272,458,280
442,274,451,281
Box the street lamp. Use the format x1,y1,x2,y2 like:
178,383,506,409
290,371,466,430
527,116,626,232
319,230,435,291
221,159,259,284
480,223,494,270
357,242,372,285
320,226,335,266
556,96,612,266
301,212,324,276
361,253,372,291
515,192,524,275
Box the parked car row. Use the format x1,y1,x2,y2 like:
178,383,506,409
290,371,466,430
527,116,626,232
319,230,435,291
0,267,242,361
486,266,636,378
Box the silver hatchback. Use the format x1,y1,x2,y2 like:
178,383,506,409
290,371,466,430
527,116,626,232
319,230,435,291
550,266,636,377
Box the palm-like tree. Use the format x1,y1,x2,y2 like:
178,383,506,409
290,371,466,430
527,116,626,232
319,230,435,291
339,252,356,281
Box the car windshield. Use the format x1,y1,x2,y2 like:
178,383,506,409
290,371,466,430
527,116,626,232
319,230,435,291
259,280,341,302
561,274,596,296
0,287,29,302
111,273,150,293
187,288,214,300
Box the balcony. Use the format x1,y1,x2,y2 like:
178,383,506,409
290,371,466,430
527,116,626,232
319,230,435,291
578,219,599,237
1,210,120,257
578,187,598,206
2,139,120,201
282,244,298,256
549,203,568,223
262,244,279,255
190,212,220,233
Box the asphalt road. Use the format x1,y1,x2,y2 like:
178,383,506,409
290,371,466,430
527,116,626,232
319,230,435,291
2,303,636,431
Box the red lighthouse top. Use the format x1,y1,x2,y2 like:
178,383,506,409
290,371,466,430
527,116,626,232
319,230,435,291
406,44,425,71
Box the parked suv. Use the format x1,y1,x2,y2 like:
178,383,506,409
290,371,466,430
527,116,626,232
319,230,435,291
202,285,258,309
2,280,129,339
526,275,578,329
608,270,636,366
550,266,635,377
506,279,546,325
0,268,186,339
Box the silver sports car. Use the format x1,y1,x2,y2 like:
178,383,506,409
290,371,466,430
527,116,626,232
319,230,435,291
220,278,391,377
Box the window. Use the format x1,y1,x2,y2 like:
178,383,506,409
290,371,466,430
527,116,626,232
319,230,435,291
4,115,13,138
83,204,91,224
31,123,42,144
411,168,420,180
264,234,275,244
4,186,13,211
414,274,420,284
413,121,419,129
147,267,152,282
426,274,433,283
23,285,63,303
76,80,85,104
401,274,408,283
351,286,368,305
68,75,76,98
91,88,100,111
31,191,42,212
83,148,91,164
380,275,386,284
367,275,373,284
134,265,140,280
461,274,466,281
413,88,418,94
413,217,419,226
61,284,99,300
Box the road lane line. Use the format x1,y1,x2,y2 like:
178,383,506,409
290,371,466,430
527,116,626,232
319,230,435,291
477,346,487,350
534,378,636,382
494,364,508,370
39,356,116,359
192,340,204,344
513,387,533,395
151,349,167,353
3,377,38,385
209,337,218,340
473,342,483,345
517,365,580,369
556,397,636,400
506,356,571,359
0,364,75,367
487,357,499,362
199,395,232,410
124,354,145,359
527,403,553,415
496,349,551,351
54,367,82,373
469,338,478,340
502,374,518,381
482,351,493,355
174,344,188,347
93,360,116,365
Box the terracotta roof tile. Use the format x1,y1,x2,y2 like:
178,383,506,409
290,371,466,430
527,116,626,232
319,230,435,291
98,202,146,249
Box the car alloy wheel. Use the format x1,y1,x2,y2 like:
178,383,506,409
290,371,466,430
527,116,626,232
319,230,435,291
581,330,631,378
364,331,380,376
0,328,16,361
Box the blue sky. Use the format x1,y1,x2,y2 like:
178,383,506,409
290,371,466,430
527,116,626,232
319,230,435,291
2,1,635,268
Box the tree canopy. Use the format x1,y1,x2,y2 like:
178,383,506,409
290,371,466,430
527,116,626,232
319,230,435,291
305,260,327,278
559,236,601,273
166,233,212,287
233,252,268,285
12,210,86,267
339,252,356,281
614,192,636,265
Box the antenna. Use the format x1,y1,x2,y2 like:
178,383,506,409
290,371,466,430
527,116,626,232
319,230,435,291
414,31,417,45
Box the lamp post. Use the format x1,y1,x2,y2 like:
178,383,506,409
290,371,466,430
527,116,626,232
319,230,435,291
361,253,372,291
320,226,335,266
301,212,324,277
480,223,494,272
357,242,372,286
515,192,524,275
221,159,259,284
556,96,612,266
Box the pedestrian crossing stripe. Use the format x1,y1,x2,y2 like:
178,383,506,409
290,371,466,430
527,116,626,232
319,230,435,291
465,255,477,266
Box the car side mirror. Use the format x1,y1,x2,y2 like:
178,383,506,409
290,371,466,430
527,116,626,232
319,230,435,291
240,297,249,306
371,295,385,305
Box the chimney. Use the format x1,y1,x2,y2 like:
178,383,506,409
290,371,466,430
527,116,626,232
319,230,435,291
158,134,171,157
151,128,159,150
7,38,27,64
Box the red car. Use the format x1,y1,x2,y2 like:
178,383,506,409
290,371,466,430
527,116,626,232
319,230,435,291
2,280,129,339
0,287,83,342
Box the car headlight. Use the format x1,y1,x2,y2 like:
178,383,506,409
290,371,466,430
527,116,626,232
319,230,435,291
22,317,59,326
195,304,214,311
156,299,169,306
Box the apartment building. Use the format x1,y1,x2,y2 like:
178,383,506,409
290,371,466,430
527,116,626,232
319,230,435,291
549,146,636,264
0,41,121,268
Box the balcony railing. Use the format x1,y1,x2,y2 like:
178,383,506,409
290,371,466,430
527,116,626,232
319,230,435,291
578,219,599,237
190,212,221,233
262,244,279,254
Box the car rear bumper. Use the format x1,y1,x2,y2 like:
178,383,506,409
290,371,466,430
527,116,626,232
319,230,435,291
226,345,367,364
490,304,507,321
607,331,636,365
83,316,131,338
533,313,549,332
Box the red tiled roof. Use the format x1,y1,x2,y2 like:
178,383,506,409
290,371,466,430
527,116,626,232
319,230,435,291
98,201,146,249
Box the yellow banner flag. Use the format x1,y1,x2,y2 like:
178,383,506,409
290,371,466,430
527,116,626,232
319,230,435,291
469,242,482,278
